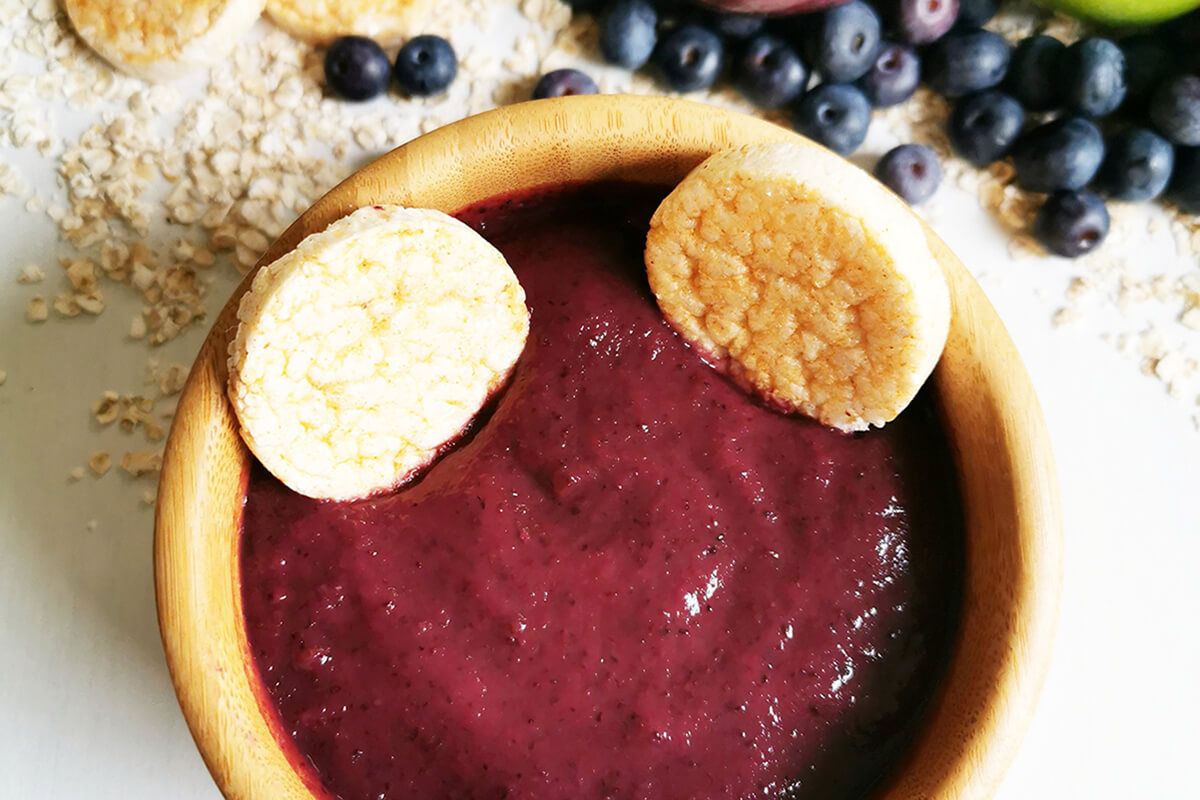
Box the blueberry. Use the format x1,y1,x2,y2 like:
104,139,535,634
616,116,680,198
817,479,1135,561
653,25,724,92
600,0,657,69
394,35,457,97
323,36,391,101
735,35,808,109
792,83,872,155
1121,35,1171,108
1012,117,1105,193
925,29,1010,98
857,42,920,107
1060,38,1126,118
709,12,765,40
1005,35,1064,112
875,144,941,204
1098,128,1175,202
893,0,959,46
955,0,998,28
1033,190,1109,258
561,0,607,12
804,0,881,84
532,69,600,99
947,90,1024,166
1168,146,1200,213
1151,74,1200,147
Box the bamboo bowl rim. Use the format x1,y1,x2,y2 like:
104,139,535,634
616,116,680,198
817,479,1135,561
155,95,1062,800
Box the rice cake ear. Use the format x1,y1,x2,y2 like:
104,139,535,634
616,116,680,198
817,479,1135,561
645,142,950,432
265,0,434,46
228,205,529,501
64,0,266,82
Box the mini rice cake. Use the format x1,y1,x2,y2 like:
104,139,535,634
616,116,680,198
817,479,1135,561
228,205,529,501
645,142,950,432
265,0,433,45
64,0,266,82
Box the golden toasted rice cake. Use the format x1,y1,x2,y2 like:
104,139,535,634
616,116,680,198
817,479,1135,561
228,205,530,501
64,0,266,82
264,0,433,45
645,142,951,432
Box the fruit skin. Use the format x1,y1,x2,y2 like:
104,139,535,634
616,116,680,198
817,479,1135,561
561,0,607,12
1168,145,1200,212
601,0,658,69
1030,0,1200,26
393,35,457,97
695,0,846,15
1006,35,1065,112
893,0,959,46
533,69,600,99
1061,38,1126,118
653,24,725,92
955,0,998,27
857,41,921,107
1098,127,1175,201
1151,74,1200,146
1121,34,1172,109
875,144,942,204
707,11,766,39
948,90,1025,166
1012,116,1106,193
925,29,1011,98
324,36,392,101
804,0,882,83
792,83,872,154
1034,190,1109,258
735,35,809,109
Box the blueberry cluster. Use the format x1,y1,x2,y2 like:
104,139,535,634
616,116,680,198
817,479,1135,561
324,34,458,101
557,0,1200,258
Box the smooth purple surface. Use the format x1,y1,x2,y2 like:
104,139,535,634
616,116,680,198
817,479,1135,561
241,184,963,800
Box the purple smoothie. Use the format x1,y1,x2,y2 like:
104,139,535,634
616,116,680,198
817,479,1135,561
240,183,963,800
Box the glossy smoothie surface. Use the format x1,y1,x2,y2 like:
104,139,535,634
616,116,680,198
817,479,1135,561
240,183,964,800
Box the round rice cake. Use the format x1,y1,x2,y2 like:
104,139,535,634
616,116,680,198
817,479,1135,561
64,0,265,82
645,142,951,432
264,0,433,45
228,205,529,501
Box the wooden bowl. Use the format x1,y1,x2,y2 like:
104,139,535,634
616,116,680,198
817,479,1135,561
155,95,1062,800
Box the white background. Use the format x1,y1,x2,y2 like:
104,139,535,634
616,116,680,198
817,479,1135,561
2,18,1200,800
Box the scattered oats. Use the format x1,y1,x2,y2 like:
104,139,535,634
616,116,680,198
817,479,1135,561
17,264,45,284
88,451,112,476
129,315,147,339
120,449,162,477
1181,307,1200,331
53,293,81,317
26,297,49,322
141,489,156,506
0,162,29,196
158,364,188,396
68,466,86,482
1052,307,1080,328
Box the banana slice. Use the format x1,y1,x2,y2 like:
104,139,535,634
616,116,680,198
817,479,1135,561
64,0,265,82
645,142,950,432
228,205,529,501
264,0,433,46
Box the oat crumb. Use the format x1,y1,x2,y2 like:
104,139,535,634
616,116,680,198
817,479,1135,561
68,466,86,482
120,449,163,477
17,264,45,284
88,451,112,475
27,297,49,322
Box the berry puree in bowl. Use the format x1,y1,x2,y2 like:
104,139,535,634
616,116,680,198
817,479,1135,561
239,183,964,800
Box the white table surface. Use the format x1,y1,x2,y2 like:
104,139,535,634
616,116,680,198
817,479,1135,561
3,12,1199,800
